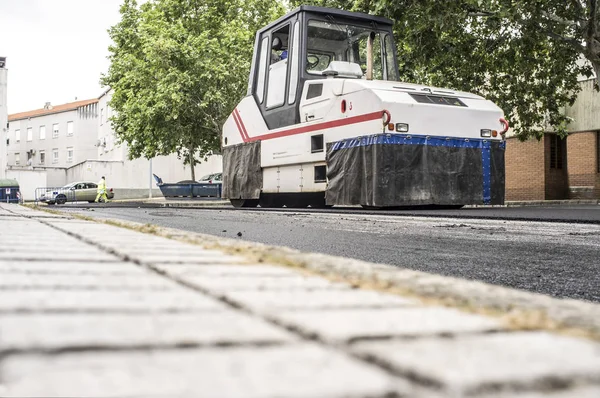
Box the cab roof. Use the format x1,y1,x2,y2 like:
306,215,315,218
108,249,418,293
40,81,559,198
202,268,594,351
258,5,394,35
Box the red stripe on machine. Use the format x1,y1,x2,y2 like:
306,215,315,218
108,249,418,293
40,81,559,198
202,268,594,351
232,109,249,142
235,110,384,142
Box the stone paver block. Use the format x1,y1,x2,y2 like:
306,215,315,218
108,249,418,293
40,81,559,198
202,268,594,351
0,312,295,352
0,274,179,290
155,264,303,277
352,332,600,395
270,307,503,342
0,260,146,275
224,289,417,311
0,344,408,398
131,254,249,264
183,275,350,293
0,290,227,313
490,386,600,398
0,251,121,261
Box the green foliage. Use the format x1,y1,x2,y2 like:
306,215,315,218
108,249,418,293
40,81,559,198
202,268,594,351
102,0,284,178
291,0,598,140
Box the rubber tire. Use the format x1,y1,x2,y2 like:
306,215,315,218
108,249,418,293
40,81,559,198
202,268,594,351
55,196,67,205
230,199,259,208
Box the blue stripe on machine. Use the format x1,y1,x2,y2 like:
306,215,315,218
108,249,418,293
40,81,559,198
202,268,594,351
329,133,505,151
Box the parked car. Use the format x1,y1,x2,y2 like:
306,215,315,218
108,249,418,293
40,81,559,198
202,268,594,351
40,181,114,205
197,172,222,184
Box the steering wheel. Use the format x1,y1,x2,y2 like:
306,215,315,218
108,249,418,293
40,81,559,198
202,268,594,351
307,55,319,69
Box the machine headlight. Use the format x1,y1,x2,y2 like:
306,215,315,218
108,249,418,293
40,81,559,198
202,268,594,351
480,129,492,137
396,123,409,133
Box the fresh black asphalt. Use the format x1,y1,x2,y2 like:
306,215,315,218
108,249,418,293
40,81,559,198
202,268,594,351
58,205,600,303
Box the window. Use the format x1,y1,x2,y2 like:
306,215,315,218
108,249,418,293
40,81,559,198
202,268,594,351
306,20,392,80
39,150,45,165
66,121,74,136
266,24,290,109
256,36,269,104
100,108,104,125
384,34,399,81
549,134,564,169
52,148,59,164
314,165,327,183
15,129,20,142
311,134,324,153
67,147,73,162
52,123,59,138
27,127,32,141
14,153,20,165
307,84,323,99
39,125,46,140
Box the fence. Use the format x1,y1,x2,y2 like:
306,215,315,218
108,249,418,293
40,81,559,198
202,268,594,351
34,187,77,205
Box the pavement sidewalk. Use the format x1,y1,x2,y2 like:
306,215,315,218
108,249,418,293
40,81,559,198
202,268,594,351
1,203,599,397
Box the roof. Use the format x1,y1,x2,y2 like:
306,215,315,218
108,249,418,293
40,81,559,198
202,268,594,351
259,5,394,35
8,98,98,122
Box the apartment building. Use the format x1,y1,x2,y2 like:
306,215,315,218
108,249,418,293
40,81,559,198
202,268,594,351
7,99,99,169
0,56,7,179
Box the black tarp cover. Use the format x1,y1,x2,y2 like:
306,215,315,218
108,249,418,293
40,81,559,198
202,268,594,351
326,134,505,206
222,141,262,200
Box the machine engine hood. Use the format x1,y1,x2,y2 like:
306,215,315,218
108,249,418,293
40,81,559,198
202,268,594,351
340,79,484,100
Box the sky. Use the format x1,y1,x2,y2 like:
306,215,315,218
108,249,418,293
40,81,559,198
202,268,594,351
0,0,126,114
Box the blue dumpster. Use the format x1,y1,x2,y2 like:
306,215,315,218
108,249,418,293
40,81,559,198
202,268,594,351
153,174,221,198
0,179,21,203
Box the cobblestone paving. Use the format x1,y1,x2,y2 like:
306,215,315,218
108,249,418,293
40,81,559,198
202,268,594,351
1,204,599,397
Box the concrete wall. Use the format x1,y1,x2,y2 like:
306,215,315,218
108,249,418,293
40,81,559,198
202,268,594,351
7,103,99,169
0,63,7,179
64,154,222,199
565,79,600,132
5,167,66,201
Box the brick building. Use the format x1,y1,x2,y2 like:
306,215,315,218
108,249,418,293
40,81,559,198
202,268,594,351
506,79,600,200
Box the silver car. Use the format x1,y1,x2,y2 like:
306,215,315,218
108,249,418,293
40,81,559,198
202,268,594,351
41,181,115,205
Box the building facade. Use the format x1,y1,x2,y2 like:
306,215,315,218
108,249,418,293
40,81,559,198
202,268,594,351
505,78,600,201
7,99,99,169
0,57,7,179
5,90,222,200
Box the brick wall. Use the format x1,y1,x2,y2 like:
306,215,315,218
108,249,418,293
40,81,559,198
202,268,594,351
505,137,546,200
567,132,599,199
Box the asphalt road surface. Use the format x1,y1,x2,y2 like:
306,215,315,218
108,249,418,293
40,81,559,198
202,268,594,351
58,205,600,303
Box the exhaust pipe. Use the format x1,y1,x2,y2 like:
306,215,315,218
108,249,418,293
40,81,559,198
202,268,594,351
366,31,375,80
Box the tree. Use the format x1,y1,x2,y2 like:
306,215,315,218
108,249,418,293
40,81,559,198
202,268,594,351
291,0,598,139
102,0,284,179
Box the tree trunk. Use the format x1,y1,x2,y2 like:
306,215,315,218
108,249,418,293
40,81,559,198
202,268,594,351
189,147,196,181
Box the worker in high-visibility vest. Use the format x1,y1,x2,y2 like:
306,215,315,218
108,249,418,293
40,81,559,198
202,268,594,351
95,176,110,203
